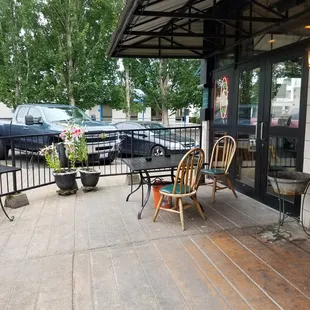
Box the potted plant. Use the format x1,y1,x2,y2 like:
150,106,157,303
40,142,77,194
75,129,101,191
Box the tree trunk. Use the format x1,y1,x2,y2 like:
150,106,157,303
66,1,75,106
159,59,169,127
14,78,20,108
125,67,131,121
162,108,169,127
11,1,20,107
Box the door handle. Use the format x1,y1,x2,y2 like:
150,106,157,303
23,127,29,130
260,122,264,140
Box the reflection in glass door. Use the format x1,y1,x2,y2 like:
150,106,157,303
264,57,303,211
235,67,260,191
269,58,302,129
238,68,259,126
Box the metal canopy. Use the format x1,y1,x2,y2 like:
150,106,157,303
108,0,310,58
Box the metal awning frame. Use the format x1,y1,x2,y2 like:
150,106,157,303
108,0,310,58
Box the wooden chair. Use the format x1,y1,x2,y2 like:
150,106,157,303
153,148,205,231
200,135,237,203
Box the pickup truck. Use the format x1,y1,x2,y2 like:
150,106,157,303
0,104,120,164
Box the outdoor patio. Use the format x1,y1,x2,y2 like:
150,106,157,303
1,176,310,310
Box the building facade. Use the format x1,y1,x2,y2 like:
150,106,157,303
108,0,310,226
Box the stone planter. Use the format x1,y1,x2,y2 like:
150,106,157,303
53,169,77,195
79,168,101,191
268,171,310,196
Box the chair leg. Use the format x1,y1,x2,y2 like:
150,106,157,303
172,198,179,210
192,195,205,220
226,176,238,199
212,177,217,203
153,194,164,222
178,198,185,231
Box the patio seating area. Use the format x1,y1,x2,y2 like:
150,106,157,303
1,176,310,309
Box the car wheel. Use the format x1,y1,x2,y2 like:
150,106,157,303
151,145,165,157
0,139,9,160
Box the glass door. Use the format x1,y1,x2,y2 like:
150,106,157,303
260,55,308,215
212,66,262,199
211,53,307,214
233,65,262,198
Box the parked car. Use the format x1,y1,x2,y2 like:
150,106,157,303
0,104,120,164
114,121,199,156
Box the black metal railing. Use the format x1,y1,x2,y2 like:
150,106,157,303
0,125,201,196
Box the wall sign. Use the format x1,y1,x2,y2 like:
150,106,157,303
219,76,229,119
214,76,229,123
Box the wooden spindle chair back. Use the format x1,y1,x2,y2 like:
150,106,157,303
153,147,206,231
173,148,205,195
210,135,236,174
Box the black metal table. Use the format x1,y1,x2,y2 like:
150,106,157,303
0,165,21,221
123,155,185,219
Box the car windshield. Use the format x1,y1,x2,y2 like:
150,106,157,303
42,106,91,123
143,123,171,134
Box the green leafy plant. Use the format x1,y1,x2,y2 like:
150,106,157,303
75,132,88,168
59,124,87,168
39,143,61,173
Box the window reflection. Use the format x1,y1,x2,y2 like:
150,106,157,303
267,136,297,202
236,133,256,187
270,58,302,128
238,68,260,125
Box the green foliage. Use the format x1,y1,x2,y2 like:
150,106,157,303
0,0,199,119
122,58,201,122
75,135,88,167
239,69,259,106
39,143,61,172
0,0,125,109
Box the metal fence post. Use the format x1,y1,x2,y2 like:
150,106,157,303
10,139,18,192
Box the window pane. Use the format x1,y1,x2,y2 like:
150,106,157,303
213,76,229,125
267,136,297,202
238,68,259,125
235,133,256,187
16,107,28,123
270,58,302,128
29,108,42,120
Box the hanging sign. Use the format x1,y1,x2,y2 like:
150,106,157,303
219,76,229,119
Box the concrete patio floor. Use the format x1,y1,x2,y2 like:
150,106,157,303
1,176,310,310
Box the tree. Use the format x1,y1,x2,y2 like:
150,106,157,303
0,0,125,109
0,0,37,107
128,58,201,126
36,0,124,108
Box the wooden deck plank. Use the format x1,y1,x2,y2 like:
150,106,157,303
110,246,159,309
228,228,310,299
214,191,279,224
90,250,121,310
198,201,240,230
209,231,310,310
201,199,258,228
245,226,310,277
154,237,232,310
135,242,190,309
190,234,279,310
181,236,251,310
